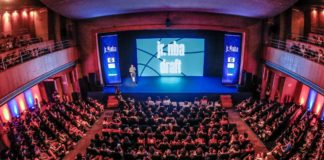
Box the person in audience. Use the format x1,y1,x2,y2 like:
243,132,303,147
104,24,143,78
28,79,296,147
83,95,255,160
1,96,104,159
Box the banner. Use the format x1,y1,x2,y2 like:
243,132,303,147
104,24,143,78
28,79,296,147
98,34,121,85
222,34,242,84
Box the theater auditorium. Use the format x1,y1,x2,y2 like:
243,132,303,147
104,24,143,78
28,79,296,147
0,0,323,159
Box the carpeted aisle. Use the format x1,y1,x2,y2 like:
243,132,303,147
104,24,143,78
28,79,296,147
63,109,115,160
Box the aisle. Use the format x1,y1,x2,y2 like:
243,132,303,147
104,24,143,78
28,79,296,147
63,109,115,160
226,109,269,153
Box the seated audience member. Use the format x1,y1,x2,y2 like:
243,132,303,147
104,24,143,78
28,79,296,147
1,96,104,160
83,95,255,159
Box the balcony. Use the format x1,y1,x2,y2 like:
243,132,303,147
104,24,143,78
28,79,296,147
264,45,324,94
0,41,79,103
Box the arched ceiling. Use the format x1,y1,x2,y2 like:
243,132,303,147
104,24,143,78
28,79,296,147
40,0,298,19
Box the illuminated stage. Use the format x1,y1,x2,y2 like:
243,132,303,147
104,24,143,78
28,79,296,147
103,77,237,94
88,77,252,102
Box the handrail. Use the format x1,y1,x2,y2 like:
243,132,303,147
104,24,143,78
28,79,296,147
311,27,324,35
286,33,324,47
0,40,73,72
0,28,30,37
0,35,45,53
268,38,324,65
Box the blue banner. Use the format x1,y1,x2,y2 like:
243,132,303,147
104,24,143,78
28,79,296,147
99,34,121,85
222,34,242,84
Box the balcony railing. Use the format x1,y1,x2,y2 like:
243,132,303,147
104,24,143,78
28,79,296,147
0,40,73,72
0,32,49,53
287,33,324,48
311,27,324,35
268,39,324,65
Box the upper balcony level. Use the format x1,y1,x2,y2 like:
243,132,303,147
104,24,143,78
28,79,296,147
0,40,79,104
265,39,324,94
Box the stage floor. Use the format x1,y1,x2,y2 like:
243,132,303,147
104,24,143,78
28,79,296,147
103,77,238,94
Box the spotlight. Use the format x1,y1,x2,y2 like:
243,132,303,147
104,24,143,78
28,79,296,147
22,10,28,17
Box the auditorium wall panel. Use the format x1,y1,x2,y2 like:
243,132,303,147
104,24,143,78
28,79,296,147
23,89,35,110
38,82,49,103
265,47,324,90
0,47,79,101
0,104,11,122
280,76,298,103
8,98,20,118
299,84,310,106
15,93,27,113
314,94,323,116
270,74,280,100
76,11,263,79
34,9,49,41
307,89,317,111
31,85,42,107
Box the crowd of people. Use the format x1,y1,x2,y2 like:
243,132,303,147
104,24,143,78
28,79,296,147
308,33,324,47
289,118,323,160
0,47,51,71
78,96,256,160
236,97,300,141
0,97,104,160
237,95,324,160
268,112,317,159
0,34,42,53
0,40,70,71
288,42,323,64
270,32,324,64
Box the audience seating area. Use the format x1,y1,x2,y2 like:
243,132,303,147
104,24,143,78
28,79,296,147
0,98,104,159
307,33,324,47
236,96,323,160
79,96,256,160
237,98,301,142
0,40,71,72
269,112,324,160
289,117,324,160
0,34,42,53
270,32,324,64
286,39,324,64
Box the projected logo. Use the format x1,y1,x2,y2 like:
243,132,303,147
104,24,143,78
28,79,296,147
137,38,204,76
99,34,121,84
222,34,241,84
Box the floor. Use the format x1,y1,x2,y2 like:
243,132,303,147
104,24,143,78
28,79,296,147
63,109,115,160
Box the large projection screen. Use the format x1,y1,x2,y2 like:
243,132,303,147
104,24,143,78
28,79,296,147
136,38,205,77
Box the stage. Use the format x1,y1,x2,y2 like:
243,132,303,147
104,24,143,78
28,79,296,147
103,77,238,94
88,77,251,102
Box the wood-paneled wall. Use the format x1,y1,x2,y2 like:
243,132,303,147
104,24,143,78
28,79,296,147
0,47,79,99
265,47,324,89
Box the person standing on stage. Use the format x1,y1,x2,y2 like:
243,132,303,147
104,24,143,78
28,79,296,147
129,64,136,83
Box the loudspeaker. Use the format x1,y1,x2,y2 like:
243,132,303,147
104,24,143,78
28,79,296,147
88,72,103,91
165,18,171,27
72,92,80,101
245,72,253,89
78,76,89,100
88,73,97,91
238,71,254,91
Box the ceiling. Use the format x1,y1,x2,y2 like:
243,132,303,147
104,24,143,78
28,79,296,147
0,0,43,13
40,0,298,19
